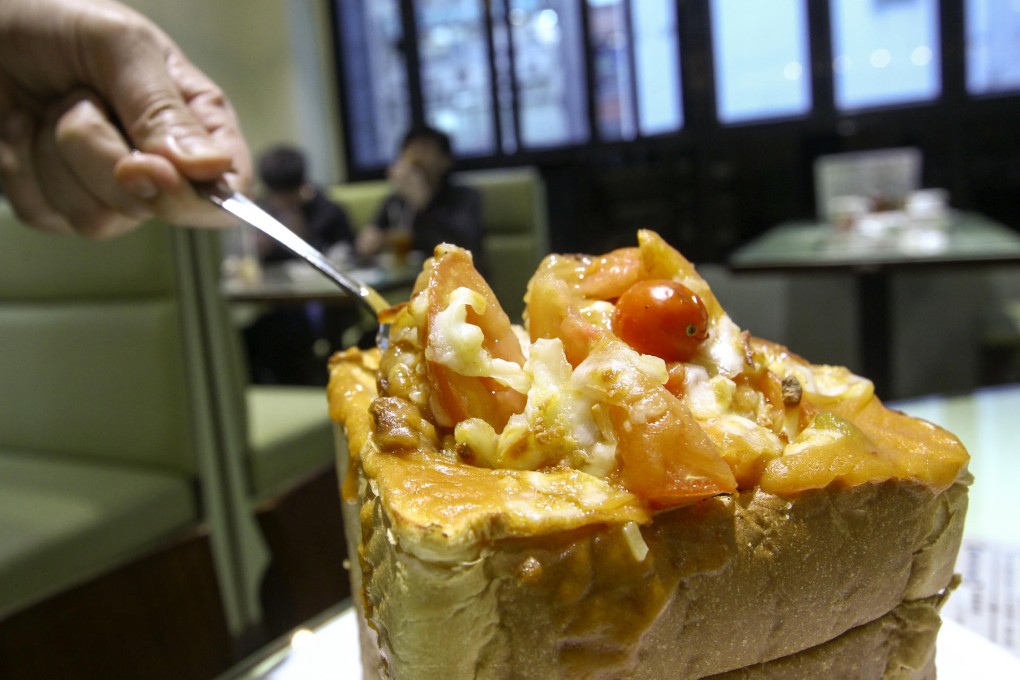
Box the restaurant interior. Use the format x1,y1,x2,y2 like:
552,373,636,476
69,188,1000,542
1,0,1019,678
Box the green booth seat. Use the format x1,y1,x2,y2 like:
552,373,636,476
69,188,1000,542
245,386,334,503
0,450,197,613
0,200,341,673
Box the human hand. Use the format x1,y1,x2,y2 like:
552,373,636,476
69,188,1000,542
0,0,251,238
354,223,386,259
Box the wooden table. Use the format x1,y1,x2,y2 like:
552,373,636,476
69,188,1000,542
729,212,1020,398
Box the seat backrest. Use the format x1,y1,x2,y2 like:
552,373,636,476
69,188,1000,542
329,182,391,231
0,201,266,634
0,204,202,477
461,167,549,320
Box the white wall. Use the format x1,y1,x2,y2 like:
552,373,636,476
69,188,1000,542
121,0,342,185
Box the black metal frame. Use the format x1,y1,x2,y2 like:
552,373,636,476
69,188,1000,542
328,0,1020,257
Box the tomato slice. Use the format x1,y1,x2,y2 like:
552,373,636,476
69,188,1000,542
580,340,737,507
526,254,609,366
577,247,642,300
610,399,737,508
423,246,526,430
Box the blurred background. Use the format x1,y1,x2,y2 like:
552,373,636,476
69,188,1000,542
2,1,1019,677
121,1,1017,251
128,0,1020,398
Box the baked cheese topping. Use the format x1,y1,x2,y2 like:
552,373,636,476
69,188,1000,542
330,230,969,518
427,286,530,394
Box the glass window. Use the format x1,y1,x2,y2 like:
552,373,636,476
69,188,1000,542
508,0,589,148
710,0,811,124
632,0,683,136
416,0,496,157
335,0,410,169
586,0,683,140
588,0,637,141
830,0,941,111
966,0,1020,96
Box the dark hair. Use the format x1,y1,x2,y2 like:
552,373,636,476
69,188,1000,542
400,125,452,158
258,145,306,192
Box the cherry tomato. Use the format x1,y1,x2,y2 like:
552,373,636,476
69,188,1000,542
613,279,709,362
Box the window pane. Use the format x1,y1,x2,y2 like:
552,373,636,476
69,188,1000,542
588,0,636,141
508,1,590,148
416,0,496,157
966,0,1020,96
830,0,940,111
335,0,409,169
710,0,811,124
632,0,683,136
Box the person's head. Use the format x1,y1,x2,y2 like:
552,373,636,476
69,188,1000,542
258,145,310,205
394,126,454,190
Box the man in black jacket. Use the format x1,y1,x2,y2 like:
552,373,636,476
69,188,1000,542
356,126,484,272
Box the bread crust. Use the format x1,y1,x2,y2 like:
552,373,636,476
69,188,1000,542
704,597,943,680
338,431,969,680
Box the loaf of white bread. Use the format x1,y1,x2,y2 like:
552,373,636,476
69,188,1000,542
328,230,970,679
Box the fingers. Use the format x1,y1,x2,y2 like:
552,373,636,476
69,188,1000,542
114,151,239,229
80,17,245,187
2,88,238,234
47,94,151,237
0,1,252,234
0,109,76,235
0,92,150,238
163,50,252,191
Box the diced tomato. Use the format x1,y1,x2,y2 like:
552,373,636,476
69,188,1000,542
664,363,687,398
527,254,609,366
609,395,737,508
577,247,642,300
423,246,526,430
577,339,737,507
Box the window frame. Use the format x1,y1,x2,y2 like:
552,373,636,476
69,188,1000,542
328,0,1020,181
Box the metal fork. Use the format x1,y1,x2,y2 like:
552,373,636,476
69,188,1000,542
204,184,392,347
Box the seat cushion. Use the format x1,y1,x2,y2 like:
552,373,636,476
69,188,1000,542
246,386,335,501
0,451,198,615
329,183,391,231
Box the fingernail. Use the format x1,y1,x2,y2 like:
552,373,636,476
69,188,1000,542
174,134,221,157
122,174,159,200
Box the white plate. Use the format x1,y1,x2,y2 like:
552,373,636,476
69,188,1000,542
266,610,1020,678
936,618,1020,677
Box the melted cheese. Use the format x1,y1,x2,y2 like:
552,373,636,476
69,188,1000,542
682,365,736,420
426,286,530,393
337,236,968,505
454,338,619,475
699,315,747,378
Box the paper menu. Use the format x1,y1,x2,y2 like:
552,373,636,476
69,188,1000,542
941,539,1020,658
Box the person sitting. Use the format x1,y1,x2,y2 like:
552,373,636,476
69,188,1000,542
256,144,354,263
243,145,355,385
355,126,484,271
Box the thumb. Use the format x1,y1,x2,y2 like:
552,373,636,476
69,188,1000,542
92,30,232,181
